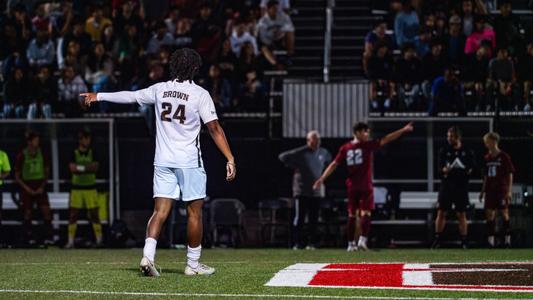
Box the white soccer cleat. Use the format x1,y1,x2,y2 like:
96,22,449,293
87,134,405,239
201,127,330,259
64,241,74,249
346,244,358,252
184,263,215,276
140,257,160,277
357,240,369,251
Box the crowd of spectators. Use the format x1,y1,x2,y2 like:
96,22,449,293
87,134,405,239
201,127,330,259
364,0,533,115
0,0,295,120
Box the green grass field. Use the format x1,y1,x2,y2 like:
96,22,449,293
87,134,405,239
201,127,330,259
0,248,532,299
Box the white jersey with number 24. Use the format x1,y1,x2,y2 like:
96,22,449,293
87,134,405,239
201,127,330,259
97,80,218,168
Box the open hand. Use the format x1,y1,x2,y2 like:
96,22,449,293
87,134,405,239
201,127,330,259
312,178,323,191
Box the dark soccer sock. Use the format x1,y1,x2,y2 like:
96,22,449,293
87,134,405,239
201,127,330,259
460,235,467,243
347,217,356,242
503,219,511,235
360,215,371,237
486,220,496,236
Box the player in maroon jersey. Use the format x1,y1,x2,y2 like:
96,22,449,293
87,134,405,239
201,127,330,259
313,122,413,251
479,132,515,248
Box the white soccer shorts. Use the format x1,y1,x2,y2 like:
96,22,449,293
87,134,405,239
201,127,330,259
153,166,207,201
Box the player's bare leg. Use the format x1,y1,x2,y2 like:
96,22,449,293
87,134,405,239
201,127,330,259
346,213,358,252
456,212,468,249
184,199,214,275
432,209,447,248
485,209,496,247
500,208,511,247
358,210,372,251
140,197,173,277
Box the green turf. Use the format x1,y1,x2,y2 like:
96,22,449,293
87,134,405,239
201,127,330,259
0,248,532,299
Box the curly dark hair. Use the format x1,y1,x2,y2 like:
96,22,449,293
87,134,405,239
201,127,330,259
170,48,202,83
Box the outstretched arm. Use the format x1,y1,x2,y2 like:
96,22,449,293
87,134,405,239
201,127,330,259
379,122,414,146
80,91,139,106
313,161,338,190
205,120,236,181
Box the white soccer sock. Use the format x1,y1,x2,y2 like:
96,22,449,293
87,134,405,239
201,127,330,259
143,238,157,262
187,245,202,269
505,234,511,245
358,236,367,245
487,235,495,246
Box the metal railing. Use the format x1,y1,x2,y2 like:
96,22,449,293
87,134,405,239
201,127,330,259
323,0,334,83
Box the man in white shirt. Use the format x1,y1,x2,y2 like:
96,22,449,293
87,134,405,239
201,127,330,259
257,0,295,65
80,48,236,277
230,20,258,57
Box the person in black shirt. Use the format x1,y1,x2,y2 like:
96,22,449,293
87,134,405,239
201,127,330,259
368,43,394,112
422,39,448,101
394,43,423,111
518,41,533,111
492,0,525,57
462,42,490,111
432,127,475,249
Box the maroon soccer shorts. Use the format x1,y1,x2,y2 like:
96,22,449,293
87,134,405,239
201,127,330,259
347,189,374,215
20,189,50,211
485,189,508,210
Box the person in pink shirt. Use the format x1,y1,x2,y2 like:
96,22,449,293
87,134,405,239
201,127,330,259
464,15,495,56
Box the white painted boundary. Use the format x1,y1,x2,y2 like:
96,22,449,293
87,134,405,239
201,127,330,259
0,289,520,300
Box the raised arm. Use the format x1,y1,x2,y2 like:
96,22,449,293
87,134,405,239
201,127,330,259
205,120,236,181
380,122,414,146
80,91,138,106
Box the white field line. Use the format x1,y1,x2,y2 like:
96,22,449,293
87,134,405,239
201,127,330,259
0,289,520,300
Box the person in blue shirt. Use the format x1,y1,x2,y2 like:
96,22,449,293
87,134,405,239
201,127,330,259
429,67,465,116
394,0,420,48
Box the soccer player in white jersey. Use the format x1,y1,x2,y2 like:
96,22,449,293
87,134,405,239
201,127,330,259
80,48,236,277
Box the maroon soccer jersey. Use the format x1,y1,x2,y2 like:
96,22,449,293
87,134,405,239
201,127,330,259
334,140,381,191
484,151,515,193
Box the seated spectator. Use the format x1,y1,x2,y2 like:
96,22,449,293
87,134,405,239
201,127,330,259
113,0,145,38
257,0,295,66
394,0,419,48
492,0,525,57
204,64,232,109
518,41,533,111
386,0,403,29
26,30,55,68
445,15,466,65
463,42,491,111
422,39,448,100
487,47,520,111
85,42,113,87
146,21,174,54
239,69,265,111
63,40,86,75
165,6,180,34
464,14,495,56
218,38,238,81
236,42,261,83
460,0,487,37
394,44,424,110
414,26,432,57
174,19,193,49
2,67,30,118
57,65,88,117
101,24,116,52
29,65,56,119
429,67,465,115
191,4,222,63
114,24,142,82
31,2,50,32
85,5,112,42
50,1,74,37
230,19,259,57
61,20,93,61
363,18,392,76
260,0,290,15
367,43,395,112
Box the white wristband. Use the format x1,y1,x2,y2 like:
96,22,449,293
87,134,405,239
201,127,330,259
76,165,86,172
